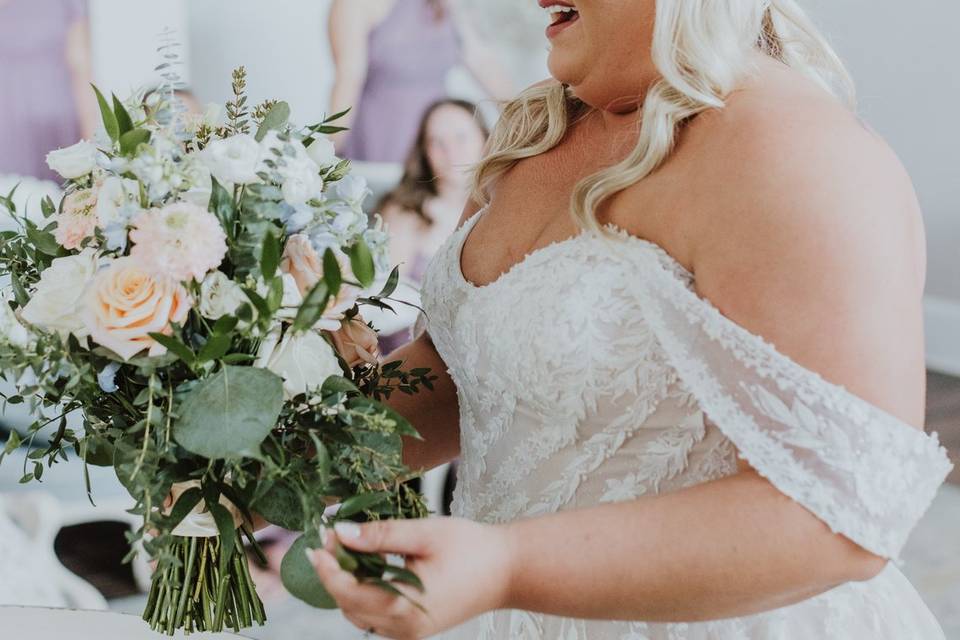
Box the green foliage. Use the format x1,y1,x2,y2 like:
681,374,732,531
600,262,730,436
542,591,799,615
174,366,284,459
120,128,151,156
92,84,120,142
281,535,337,609
254,101,291,142
112,93,135,136
349,240,376,289
0,67,437,632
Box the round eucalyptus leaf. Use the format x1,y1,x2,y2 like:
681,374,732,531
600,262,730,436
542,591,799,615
250,480,305,531
174,366,284,459
281,534,338,609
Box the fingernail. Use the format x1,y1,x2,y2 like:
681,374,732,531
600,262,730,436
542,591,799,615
334,521,361,540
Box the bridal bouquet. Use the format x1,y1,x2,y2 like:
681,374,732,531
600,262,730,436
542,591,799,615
0,67,432,634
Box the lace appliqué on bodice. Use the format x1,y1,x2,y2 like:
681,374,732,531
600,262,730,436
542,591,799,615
418,209,952,640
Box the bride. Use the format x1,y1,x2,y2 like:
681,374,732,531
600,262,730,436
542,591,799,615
307,1,953,638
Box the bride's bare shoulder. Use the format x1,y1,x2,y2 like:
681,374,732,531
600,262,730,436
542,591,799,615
679,68,927,426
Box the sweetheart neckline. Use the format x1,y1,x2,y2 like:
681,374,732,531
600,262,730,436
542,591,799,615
453,205,695,293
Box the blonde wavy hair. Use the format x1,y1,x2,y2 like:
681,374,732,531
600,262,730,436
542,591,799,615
472,0,854,234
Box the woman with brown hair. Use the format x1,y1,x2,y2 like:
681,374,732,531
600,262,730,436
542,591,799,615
377,98,488,354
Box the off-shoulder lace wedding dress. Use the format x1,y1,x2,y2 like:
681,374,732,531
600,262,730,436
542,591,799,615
419,207,954,639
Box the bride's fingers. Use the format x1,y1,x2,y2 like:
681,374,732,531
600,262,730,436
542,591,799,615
310,549,410,614
331,519,430,556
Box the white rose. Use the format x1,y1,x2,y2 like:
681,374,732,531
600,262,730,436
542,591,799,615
20,248,100,339
200,134,262,185
306,137,338,168
256,328,342,399
95,177,141,228
198,270,247,320
46,140,99,180
281,162,325,206
0,296,32,348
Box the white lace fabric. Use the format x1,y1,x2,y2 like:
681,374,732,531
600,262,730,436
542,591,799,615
420,208,953,639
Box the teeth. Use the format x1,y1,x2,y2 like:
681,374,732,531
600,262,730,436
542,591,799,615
543,4,577,16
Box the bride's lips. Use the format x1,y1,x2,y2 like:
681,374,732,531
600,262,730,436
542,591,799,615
541,1,580,39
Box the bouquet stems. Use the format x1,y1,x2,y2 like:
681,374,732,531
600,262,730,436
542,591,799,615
143,531,265,635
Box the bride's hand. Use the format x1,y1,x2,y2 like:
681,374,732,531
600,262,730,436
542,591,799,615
309,518,514,639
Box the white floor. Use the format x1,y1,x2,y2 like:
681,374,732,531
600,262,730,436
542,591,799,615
107,484,960,640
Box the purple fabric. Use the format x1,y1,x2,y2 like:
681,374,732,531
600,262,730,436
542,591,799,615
0,0,87,182
341,0,460,163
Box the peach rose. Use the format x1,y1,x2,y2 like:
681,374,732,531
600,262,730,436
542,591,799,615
82,257,192,360
54,188,99,250
329,317,381,368
281,234,323,295
281,234,359,331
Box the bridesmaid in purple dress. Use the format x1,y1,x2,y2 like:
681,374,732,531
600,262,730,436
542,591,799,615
327,0,511,164
0,0,96,182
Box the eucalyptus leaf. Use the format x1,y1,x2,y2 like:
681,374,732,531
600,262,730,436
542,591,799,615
174,366,284,459
281,535,337,609
254,101,291,142
250,480,305,530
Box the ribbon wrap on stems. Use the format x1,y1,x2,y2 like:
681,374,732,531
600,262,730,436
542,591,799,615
167,480,244,537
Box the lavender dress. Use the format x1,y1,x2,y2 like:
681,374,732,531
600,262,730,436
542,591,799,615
0,0,87,182
340,0,460,163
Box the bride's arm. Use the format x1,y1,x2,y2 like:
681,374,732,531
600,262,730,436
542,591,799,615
384,195,485,472
501,461,884,622
385,333,461,473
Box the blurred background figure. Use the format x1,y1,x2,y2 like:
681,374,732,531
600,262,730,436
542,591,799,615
327,0,510,164
376,98,488,354
0,0,98,182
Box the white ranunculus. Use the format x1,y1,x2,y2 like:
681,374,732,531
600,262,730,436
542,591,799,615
256,328,342,399
198,271,247,320
281,163,325,207
20,248,100,338
46,140,99,180
95,177,141,229
200,134,262,185
0,296,32,348
306,137,338,168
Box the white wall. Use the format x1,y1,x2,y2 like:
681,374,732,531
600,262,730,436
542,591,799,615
88,0,190,94
805,0,960,302
803,0,960,373
185,0,335,126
